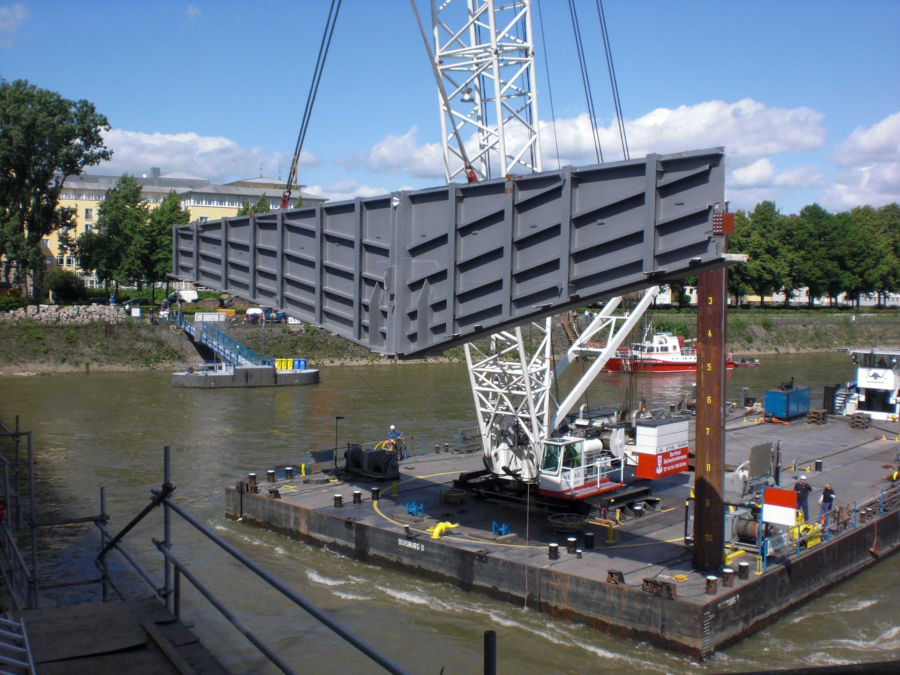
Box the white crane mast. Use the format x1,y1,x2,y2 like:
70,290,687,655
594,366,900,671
431,0,542,181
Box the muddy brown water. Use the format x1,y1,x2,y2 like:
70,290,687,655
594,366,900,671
1,352,898,673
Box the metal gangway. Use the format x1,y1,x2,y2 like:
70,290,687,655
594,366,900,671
176,314,273,367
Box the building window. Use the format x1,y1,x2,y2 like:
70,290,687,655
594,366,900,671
57,255,64,266
198,216,208,223
85,208,94,220
65,256,74,268
85,224,94,233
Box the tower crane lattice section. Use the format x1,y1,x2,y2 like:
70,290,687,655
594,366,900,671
432,0,542,182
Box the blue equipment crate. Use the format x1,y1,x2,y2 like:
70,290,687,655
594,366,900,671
764,387,811,418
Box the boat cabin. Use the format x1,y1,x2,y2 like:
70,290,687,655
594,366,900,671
630,333,687,355
843,349,900,422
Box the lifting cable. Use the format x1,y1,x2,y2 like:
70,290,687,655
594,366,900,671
409,0,479,183
566,0,603,163
595,0,629,160
536,0,561,171
281,0,343,209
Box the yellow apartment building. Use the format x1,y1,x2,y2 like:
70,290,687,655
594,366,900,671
46,169,326,289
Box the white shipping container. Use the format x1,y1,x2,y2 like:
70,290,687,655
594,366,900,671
195,312,226,323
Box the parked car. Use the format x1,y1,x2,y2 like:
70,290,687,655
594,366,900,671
167,290,199,304
124,298,150,312
244,307,287,324
80,296,109,306
262,308,288,324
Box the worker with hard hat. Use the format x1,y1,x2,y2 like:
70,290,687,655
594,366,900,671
794,475,813,522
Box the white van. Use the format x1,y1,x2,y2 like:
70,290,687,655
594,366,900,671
167,290,199,304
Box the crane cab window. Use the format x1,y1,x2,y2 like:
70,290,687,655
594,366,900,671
540,445,561,474
562,443,582,469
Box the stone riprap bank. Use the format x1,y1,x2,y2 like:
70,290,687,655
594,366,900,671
2,304,127,325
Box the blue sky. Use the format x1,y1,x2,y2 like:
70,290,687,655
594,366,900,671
1,0,899,212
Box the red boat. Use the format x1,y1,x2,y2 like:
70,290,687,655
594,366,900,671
605,332,735,373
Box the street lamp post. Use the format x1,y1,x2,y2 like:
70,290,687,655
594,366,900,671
333,416,345,471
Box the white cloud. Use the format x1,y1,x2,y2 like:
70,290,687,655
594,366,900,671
542,99,826,166
821,162,900,211
185,5,201,19
728,158,823,189
346,126,445,179
726,187,775,211
98,129,319,184
305,179,390,202
0,2,28,48
349,99,826,181
730,158,775,187
832,111,900,167
772,164,824,188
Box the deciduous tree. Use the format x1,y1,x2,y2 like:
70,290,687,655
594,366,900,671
0,78,111,298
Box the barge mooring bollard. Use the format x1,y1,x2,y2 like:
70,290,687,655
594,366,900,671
248,472,257,486
372,487,380,501
814,460,823,472
434,444,440,454
267,470,275,483
722,568,735,587
333,494,343,508
576,549,583,559
404,524,411,538
634,503,644,518
705,575,718,595
567,537,577,554
738,561,750,580
549,543,559,560
584,531,595,549
353,490,362,505
285,466,294,479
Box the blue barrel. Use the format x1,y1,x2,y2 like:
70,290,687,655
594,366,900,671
297,358,307,371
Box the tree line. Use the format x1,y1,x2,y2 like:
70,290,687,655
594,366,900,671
728,201,900,307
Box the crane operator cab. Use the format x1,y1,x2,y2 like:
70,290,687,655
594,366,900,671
538,436,625,500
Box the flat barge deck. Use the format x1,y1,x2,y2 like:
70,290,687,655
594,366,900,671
225,416,900,659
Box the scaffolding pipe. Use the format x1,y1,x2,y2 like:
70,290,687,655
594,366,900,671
160,496,410,675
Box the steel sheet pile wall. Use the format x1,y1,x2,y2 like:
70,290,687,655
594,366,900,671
173,148,729,358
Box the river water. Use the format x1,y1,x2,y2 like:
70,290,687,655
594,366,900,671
2,352,898,673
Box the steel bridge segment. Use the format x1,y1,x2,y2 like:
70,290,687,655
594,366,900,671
172,148,732,359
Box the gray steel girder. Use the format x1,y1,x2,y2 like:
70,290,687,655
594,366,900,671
172,148,732,358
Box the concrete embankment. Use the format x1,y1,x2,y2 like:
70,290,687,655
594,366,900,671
2,313,899,374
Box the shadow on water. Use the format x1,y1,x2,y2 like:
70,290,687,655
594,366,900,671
2,352,898,673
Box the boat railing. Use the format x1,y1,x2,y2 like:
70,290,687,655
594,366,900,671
759,482,900,573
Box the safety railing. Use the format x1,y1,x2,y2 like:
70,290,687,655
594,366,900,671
560,459,624,495
176,360,235,374
0,519,31,612
0,420,414,675
177,313,273,366
759,482,900,573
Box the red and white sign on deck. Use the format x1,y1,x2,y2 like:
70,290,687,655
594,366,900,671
634,445,690,479
762,487,798,526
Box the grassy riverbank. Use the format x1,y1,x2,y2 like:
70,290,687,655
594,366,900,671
2,312,899,374
647,312,900,353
